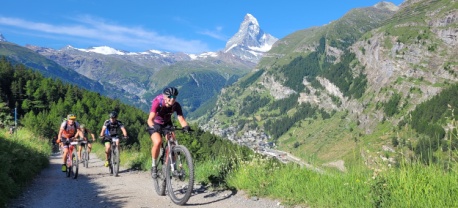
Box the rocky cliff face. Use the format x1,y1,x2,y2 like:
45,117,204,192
350,0,458,131
198,0,458,165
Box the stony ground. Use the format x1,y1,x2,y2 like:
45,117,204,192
7,152,293,208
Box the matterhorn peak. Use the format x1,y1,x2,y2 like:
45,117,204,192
0,33,6,42
224,13,278,63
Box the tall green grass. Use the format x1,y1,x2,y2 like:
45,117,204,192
89,126,458,207
223,153,458,207
0,128,51,208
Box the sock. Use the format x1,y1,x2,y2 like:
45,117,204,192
152,157,156,167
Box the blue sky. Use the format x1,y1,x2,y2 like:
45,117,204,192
0,0,404,54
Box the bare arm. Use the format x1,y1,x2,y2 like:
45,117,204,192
76,129,84,140
177,115,188,128
121,127,128,137
147,112,156,127
99,126,106,137
57,128,64,139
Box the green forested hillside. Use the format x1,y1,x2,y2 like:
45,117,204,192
0,56,146,143
0,57,254,161
0,58,253,207
0,42,143,112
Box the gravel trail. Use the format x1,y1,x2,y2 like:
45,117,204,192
7,152,288,208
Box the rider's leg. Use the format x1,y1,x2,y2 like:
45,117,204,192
62,146,68,164
61,142,69,171
104,141,111,166
151,132,162,166
87,143,92,153
150,132,161,178
87,143,92,159
78,145,82,160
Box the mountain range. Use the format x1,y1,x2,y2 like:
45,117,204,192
0,13,277,114
1,0,457,170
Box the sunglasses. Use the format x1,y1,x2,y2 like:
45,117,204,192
167,95,177,99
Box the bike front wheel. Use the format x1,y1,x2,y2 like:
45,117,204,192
83,147,89,168
72,149,79,179
165,145,194,205
111,145,120,176
66,152,71,178
153,147,166,196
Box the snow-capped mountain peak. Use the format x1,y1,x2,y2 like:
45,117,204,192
77,46,126,55
224,13,278,63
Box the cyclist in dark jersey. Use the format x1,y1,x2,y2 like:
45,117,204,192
99,111,128,167
147,87,192,178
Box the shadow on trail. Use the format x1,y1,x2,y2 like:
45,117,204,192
7,154,131,208
184,187,238,206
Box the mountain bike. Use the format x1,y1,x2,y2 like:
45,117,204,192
149,126,194,205
65,138,79,179
80,140,89,168
104,136,124,176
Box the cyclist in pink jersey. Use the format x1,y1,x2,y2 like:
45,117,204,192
147,87,192,178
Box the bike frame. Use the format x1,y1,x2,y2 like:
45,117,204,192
164,131,177,167
65,139,79,179
151,126,194,205
106,136,120,176
81,140,88,168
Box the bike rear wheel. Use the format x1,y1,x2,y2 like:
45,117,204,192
165,145,194,205
72,149,79,179
111,145,120,176
83,146,89,168
153,147,166,196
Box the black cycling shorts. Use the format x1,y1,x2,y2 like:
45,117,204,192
80,140,92,147
101,136,121,144
147,122,172,136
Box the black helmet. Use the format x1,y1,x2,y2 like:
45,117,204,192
109,111,118,118
163,87,179,97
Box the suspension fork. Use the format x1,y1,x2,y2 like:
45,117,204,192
165,132,177,172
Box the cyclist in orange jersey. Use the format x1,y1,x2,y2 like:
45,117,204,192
57,114,83,172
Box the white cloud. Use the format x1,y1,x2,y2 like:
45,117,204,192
198,26,228,41
0,15,210,53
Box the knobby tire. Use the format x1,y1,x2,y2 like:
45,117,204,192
153,147,166,196
112,145,120,177
72,149,79,179
66,151,71,178
83,145,89,168
166,145,194,205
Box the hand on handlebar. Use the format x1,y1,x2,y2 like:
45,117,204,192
182,126,193,133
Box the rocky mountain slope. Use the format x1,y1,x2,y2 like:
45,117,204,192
196,0,458,168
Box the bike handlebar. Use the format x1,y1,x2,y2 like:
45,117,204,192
146,126,194,133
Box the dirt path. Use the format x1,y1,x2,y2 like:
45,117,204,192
7,152,287,208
